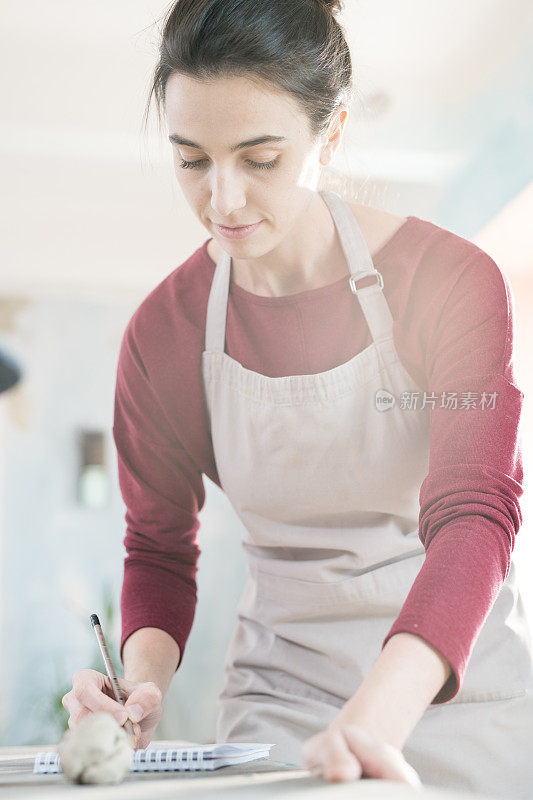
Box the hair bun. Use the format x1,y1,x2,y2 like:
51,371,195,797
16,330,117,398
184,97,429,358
318,0,343,14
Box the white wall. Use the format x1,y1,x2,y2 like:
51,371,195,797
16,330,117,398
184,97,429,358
0,293,252,745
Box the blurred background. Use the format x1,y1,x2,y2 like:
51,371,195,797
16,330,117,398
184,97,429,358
0,0,532,745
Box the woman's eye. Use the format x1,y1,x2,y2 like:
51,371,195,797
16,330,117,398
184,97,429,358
179,158,207,169
247,158,278,170
179,157,279,171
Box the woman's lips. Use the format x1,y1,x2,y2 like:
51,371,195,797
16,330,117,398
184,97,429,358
213,220,263,239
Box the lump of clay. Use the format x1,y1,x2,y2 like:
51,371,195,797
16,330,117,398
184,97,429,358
57,711,133,785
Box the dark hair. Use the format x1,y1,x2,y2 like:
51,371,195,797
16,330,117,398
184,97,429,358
143,0,352,140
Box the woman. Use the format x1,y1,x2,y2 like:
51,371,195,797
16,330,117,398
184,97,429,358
62,0,533,794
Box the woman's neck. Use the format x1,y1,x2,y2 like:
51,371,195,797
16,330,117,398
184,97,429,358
206,196,406,298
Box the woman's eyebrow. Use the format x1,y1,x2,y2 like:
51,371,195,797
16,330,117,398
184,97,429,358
168,134,286,152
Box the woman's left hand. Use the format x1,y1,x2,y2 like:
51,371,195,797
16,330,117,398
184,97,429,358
301,719,422,787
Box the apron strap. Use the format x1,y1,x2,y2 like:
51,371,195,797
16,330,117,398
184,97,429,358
205,190,395,353
205,249,231,353
320,190,394,343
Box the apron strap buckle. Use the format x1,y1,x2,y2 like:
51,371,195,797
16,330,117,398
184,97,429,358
349,270,384,294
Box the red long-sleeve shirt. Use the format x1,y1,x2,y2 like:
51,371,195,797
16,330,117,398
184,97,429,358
114,214,524,704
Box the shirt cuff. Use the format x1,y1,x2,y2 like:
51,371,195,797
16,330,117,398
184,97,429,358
120,562,198,670
381,519,508,704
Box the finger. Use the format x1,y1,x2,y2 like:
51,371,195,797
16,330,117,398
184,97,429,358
316,727,363,782
62,690,89,723
379,744,422,788
124,682,162,723
301,731,327,770
70,669,117,701
67,709,91,729
61,690,74,715
72,678,128,725
63,694,91,727
302,731,338,774
72,669,107,689
342,725,422,787
136,728,154,750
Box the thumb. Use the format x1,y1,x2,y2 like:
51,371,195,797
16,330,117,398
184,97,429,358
124,700,144,724
124,682,163,723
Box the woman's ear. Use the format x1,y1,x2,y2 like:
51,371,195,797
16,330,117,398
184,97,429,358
319,105,349,166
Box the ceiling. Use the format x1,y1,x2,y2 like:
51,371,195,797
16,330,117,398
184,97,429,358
1,0,531,299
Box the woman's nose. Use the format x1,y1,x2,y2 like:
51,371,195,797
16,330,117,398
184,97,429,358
209,173,247,219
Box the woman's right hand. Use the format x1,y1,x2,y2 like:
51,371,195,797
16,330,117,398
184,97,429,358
62,669,164,749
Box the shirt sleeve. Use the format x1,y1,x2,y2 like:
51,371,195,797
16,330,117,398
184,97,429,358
381,251,525,703
114,314,205,669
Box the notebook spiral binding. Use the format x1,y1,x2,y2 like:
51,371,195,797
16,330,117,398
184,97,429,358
133,748,208,771
32,747,227,773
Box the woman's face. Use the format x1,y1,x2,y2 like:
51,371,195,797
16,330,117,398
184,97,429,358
164,73,329,255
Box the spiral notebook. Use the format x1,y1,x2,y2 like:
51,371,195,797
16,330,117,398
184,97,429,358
33,743,275,773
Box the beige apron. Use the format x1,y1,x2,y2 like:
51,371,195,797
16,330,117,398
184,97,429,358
201,189,533,798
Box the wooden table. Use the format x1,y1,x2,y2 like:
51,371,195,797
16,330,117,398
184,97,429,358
0,741,496,799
